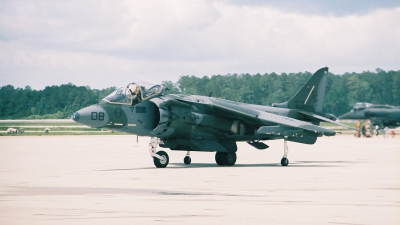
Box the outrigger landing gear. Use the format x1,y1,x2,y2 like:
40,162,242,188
215,152,237,166
281,137,289,166
149,137,169,168
184,151,191,164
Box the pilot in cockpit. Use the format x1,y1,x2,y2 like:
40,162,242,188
128,85,140,96
134,85,141,96
128,84,147,103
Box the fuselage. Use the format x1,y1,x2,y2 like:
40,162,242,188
72,94,313,142
338,103,400,127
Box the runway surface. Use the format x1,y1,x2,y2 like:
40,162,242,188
0,135,399,224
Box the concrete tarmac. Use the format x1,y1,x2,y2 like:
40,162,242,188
0,135,399,225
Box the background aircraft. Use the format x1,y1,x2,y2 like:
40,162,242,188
72,67,351,168
339,102,400,128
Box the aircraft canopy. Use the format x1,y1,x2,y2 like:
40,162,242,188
352,102,373,111
352,102,394,111
103,83,164,105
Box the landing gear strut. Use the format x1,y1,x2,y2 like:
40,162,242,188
281,137,289,166
149,137,169,168
215,152,237,166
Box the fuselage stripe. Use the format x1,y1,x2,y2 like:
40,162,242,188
304,85,315,104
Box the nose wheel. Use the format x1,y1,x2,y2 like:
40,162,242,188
153,151,169,168
149,137,169,168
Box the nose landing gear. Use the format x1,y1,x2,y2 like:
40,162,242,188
149,137,169,168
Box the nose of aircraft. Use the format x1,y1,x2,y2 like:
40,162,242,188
339,111,365,120
338,111,359,120
338,112,351,120
72,105,109,128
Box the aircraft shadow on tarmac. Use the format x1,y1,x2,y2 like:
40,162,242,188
168,161,350,168
100,160,351,171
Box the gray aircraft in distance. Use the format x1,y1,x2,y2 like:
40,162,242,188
72,67,352,168
339,102,400,128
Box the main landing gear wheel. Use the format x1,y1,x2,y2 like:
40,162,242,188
184,156,191,164
153,151,169,168
215,152,226,166
215,152,237,166
225,152,237,166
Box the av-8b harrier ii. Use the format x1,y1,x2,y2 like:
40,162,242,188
72,67,351,168
339,102,400,128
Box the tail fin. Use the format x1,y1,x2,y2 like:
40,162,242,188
272,67,329,112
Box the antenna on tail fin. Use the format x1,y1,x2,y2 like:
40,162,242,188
272,67,329,112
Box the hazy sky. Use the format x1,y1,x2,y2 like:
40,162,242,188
1,0,399,90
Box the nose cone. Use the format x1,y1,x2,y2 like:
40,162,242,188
72,105,109,128
338,112,352,120
71,111,80,122
339,111,365,120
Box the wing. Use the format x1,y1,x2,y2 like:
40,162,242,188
171,96,336,136
298,110,357,131
213,99,336,136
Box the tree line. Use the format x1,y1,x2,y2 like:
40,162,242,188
1,69,399,119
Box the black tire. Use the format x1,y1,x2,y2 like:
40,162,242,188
184,156,191,165
224,152,237,166
215,152,226,166
281,158,289,166
153,151,169,168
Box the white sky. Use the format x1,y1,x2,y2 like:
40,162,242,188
1,0,399,90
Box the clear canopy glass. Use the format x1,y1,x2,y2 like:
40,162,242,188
352,102,372,111
103,83,164,105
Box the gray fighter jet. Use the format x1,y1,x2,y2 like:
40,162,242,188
72,67,351,168
339,102,400,128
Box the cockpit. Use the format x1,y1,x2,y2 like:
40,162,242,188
351,102,394,112
103,82,164,105
352,102,372,111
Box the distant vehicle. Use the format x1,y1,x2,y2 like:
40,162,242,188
6,128,18,134
72,67,352,168
339,102,400,128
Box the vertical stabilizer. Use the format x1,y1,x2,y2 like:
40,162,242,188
272,67,328,112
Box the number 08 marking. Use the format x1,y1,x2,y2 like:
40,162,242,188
91,112,105,121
